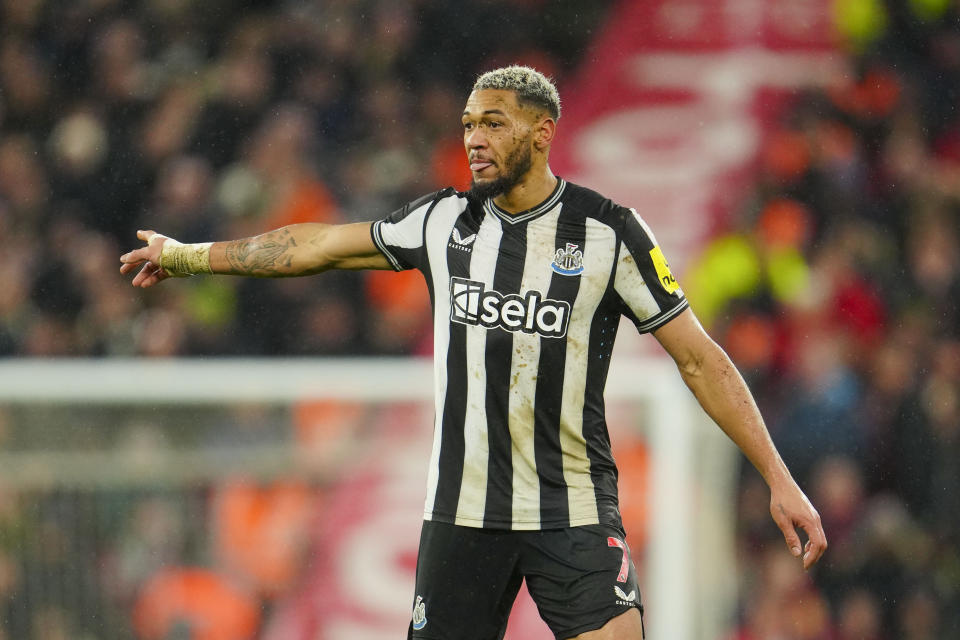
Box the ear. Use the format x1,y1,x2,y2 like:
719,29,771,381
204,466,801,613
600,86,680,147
533,117,557,151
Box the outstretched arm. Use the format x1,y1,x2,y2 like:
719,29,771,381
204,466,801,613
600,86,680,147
652,308,827,570
120,222,390,287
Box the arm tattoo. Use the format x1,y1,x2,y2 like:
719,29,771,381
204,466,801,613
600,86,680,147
224,229,298,276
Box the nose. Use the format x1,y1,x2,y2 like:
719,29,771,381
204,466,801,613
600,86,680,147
465,127,486,150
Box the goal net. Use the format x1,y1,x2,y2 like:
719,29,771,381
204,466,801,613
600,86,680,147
0,357,737,640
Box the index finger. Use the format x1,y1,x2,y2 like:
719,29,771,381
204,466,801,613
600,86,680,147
801,521,828,570
119,246,153,265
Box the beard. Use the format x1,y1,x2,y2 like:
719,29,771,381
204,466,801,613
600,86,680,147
469,140,533,201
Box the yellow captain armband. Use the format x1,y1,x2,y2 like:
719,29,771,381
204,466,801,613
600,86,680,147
158,239,214,277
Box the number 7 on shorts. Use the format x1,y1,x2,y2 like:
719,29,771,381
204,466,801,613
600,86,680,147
607,537,630,583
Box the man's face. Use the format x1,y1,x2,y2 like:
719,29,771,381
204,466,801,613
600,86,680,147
461,89,535,201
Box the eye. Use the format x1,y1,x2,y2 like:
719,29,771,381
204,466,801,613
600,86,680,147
462,122,474,131
489,121,503,129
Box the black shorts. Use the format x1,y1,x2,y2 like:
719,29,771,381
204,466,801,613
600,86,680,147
407,520,643,640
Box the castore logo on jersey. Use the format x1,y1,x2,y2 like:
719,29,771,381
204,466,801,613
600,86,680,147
449,277,571,338
448,227,476,252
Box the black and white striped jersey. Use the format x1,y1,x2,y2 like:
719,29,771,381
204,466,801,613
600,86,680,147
371,178,688,530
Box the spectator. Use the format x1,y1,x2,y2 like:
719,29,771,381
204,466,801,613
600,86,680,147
0,0,602,357
718,2,960,635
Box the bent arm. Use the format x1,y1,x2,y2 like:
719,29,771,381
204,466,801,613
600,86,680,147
653,308,787,484
652,308,827,568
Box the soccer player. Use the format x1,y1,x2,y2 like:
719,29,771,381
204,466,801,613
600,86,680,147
121,66,826,640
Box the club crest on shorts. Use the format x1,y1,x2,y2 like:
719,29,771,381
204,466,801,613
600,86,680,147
412,595,428,630
552,243,584,276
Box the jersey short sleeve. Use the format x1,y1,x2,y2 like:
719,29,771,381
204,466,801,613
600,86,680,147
370,189,450,271
614,208,689,333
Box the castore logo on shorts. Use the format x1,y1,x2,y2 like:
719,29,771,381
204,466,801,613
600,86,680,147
614,585,638,606
449,277,570,338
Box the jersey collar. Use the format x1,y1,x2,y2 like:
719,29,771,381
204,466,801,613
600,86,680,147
483,178,566,225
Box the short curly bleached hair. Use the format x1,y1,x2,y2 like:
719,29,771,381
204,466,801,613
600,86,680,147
472,65,561,120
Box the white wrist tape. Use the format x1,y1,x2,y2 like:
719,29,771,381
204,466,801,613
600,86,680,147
159,239,213,277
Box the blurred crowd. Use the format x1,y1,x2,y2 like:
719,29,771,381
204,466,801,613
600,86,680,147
0,1,610,638
0,0,607,357
3,0,960,638
684,2,960,638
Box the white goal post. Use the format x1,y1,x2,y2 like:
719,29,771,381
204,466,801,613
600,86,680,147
0,357,738,639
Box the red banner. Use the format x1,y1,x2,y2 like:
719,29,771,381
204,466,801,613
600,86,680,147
553,0,841,273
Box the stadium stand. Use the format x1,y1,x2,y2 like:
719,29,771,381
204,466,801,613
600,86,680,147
0,0,607,358
1,0,958,638
704,2,960,637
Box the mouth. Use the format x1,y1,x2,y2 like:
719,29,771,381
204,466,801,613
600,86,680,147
469,158,494,173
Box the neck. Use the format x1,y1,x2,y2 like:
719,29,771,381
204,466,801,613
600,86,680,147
492,166,558,214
